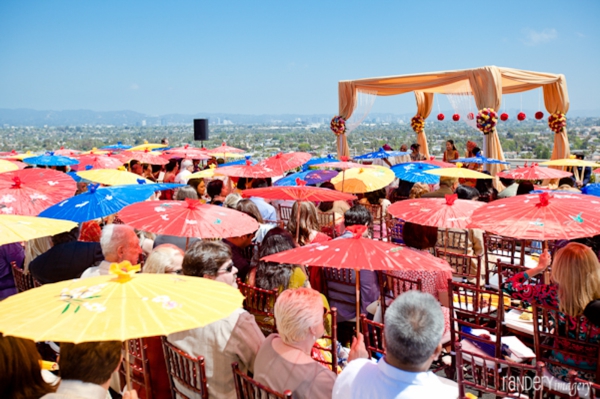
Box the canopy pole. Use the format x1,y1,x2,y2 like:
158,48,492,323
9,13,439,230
355,269,361,334
125,341,132,392
185,237,189,251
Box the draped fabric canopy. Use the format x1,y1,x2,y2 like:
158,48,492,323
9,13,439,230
336,66,570,175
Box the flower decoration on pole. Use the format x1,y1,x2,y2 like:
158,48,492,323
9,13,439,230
475,108,498,135
548,112,567,134
500,113,509,121
535,111,544,120
437,113,445,121
410,115,425,134
467,112,475,120
517,112,526,121
330,116,346,137
452,114,460,121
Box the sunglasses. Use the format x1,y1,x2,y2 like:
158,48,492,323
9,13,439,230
217,261,234,274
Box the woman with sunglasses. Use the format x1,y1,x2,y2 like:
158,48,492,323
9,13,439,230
167,240,265,399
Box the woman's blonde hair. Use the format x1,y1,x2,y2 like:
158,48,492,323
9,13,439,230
286,201,319,246
143,244,184,274
274,288,323,345
409,183,430,199
552,242,600,316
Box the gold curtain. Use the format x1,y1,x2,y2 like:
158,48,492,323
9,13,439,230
414,91,433,159
544,77,570,160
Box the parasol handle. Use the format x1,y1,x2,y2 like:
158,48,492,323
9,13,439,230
125,341,132,392
355,269,361,335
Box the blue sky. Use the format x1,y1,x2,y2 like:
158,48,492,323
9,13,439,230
1,0,598,116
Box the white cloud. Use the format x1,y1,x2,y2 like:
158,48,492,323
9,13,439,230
522,28,558,46
130,83,140,90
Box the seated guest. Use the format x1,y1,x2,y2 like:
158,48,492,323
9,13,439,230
174,159,193,184
475,172,498,202
222,227,256,282
153,188,200,251
236,199,275,245
0,242,25,299
326,205,379,323
503,243,600,382
80,225,142,278
516,181,534,196
30,227,103,284
287,201,331,246
130,159,143,176
187,178,207,201
249,178,277,221
175,186,198,201
207,179,229,205
0,334,56,398
254,288,368,399
319,181,350,216
422,176,458,198
557,176,581,193
408,182,429,199
390,179,415,203
498,177,518,198
41,341,138,399
333,291,455,398
362,188,391,216
224,192,242,209
168,241,264,399
143,244,184,274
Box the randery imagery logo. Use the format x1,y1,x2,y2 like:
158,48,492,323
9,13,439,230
504,375,592,396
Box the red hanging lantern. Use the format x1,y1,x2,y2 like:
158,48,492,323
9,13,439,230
517,112,526,121
452,114,460,121
467,112,474,120
437,113,445,121
535,111,544,120
500,113,509,121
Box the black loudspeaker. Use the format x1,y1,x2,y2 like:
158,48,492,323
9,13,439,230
193,119,209,141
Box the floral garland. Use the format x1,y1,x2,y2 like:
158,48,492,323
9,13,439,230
476,108,498,135
411,115,424,134
548,112,567,134
330,116,346,136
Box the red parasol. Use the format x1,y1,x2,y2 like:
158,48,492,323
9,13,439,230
241,184,356,202
468,192,600,240
257,152,312,175
205,142,245,155
54,147,80,156
119,199,260,241
497,163,572,180
73,154,124,171
262,224,452,332
117,150,169,165
0,169,77,216
387,194,485,229
163,149,210,160
594,168,600,174
216,160,282,178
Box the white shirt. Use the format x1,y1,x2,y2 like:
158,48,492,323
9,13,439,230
175,169,192,184
333,358,457,399
80,260,111,279
41,380,110,399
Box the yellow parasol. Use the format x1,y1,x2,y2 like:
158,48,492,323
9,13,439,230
129,141,167,151
0,215,77,246
0,159,19,173
540,159,600,168
11,151,36,160
0,262,244,343
331,166,395,193
425,167,493,179
188,164,222,179
80,148,110,155
77,169,152,186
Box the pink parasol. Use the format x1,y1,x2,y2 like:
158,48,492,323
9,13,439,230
205,142,245,155
54,147,80,156
417,159,456,168
73,153,124,171
257,152,312,175
117,150,169,165
497,163,572,180
468,192,600,240
216,160,281,178
0,169,77,216
241,184,356,202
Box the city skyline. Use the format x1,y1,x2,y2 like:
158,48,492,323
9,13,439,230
1,0,599,116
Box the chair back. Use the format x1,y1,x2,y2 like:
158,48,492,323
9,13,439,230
360,314,386,358
232,362,292,399
378,272,421,319
456,342,544,399
437,229,469,255
11,261,39,292
317,211,337,238
237,279,279,336
365,204,384,240
278,205,293,227
569,371,600,399
311,307,338,373
385,217,404,244
161,337,209,399
435,249,482,286
323,268,357,309
483,233,522,285
532,303,600,383
120,338,152,399
497,261,535,314
449,280,504,359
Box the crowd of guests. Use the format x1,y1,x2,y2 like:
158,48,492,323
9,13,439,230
1,143,600,399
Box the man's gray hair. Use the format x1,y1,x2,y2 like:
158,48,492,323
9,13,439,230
100,224,137,258
384,290,444,366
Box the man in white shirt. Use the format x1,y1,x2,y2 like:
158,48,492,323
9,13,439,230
248,178,277,222
333,291,457,399
81,224,143,278
175,159,194,184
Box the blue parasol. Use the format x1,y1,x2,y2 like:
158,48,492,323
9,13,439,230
274,170,339,187
302,154,338,170
582,184,600,197
391,162,441,184
220,157,257,167
67,171,83,183
101,142,131,150
23,152,79,167
39,182,185,223
354,148,410,160
451,154,510,165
